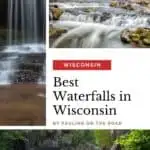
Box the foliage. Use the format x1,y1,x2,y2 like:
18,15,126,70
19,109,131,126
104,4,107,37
94,130,113,148
116,130,150,150
58,130,95,148
0,131,25,150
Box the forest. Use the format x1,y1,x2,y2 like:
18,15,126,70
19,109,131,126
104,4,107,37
0,130,150,150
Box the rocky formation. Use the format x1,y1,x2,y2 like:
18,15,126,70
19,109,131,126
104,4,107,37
0,0,8,27
110,0,134,10
50,5,63,20
100,12,112,22
121,27,150,47
110,0,150,13
12,53,45,83
49,27,67,38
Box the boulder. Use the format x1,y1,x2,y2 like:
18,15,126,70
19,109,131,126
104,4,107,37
50,6,63,20
100,12,112,22
110,1,118,7
120,29,131,43
143,38,150,45
120,27,150,47
49,27,67,38
130,33,140,42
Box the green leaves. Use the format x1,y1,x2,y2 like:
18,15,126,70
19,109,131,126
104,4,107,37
94,130,113,148
116,130,150,150
0,130,25,150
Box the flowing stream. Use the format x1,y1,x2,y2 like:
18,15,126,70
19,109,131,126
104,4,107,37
50,0,150,48
0,0,45,85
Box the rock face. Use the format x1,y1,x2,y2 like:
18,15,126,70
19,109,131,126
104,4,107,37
120,28,150,47
12,53,45,83
50,5,63,20
0,0,8,28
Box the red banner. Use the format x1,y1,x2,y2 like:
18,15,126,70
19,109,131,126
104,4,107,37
53,60,111,70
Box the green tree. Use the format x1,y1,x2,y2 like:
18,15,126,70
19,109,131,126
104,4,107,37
116,130,150,150
94,130,113,148
0,131,25,150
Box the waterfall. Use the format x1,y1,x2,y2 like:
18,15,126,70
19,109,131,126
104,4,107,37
8,0,39,45
0,0,45,85
50,1,150,48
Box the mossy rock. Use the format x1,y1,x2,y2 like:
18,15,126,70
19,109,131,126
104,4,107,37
143,38,150,45
120,29,131,43
120,28,150,47
130,33,140,42
50,7,63,20
110,1,118,7
49,28,67,38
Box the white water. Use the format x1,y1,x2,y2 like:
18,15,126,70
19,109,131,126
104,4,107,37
0,56,17,85
8,0,39,45
4,44,45,54
50,2,150,48
0,0,45,85
0,44,45,85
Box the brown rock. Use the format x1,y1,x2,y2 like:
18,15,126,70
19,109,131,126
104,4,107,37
50,7,63,20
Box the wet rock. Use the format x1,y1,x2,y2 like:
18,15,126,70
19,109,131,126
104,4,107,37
120,29,131,43
110,0,150,13
49,27,67,38
13,70,40,83
147,18,150,25
143,38,150,45
110,1,118,7
134,0,150,6
19,63,43,73
100,12,112,22
121,3,134,10
120,27,150,47
50,6,63,20
130,33,140,42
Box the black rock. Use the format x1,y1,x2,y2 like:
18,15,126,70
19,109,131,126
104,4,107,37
100,12,112,22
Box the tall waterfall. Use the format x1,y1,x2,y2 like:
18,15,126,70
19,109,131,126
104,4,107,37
8,0,39,45
0,0,46,85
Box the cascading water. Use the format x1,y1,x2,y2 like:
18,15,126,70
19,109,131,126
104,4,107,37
0,0,45,85
8,0,39,45
50,0,150,48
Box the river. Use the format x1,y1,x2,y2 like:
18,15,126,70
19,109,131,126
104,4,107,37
50,0,150,48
